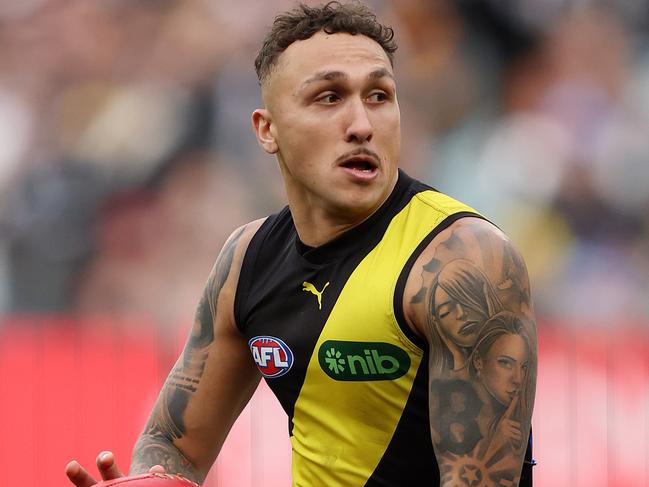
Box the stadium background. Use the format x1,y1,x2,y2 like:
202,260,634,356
0,0,647,485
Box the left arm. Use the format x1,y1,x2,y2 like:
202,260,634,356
403,217,537,486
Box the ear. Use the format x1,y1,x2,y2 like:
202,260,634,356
473,354,483,373
251,108,278,155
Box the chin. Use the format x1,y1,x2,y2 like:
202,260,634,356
337,192,383,217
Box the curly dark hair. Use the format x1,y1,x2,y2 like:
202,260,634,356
255,1,397,84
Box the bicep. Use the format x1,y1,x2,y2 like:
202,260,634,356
406,218,537,485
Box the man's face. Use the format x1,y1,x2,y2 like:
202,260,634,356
257,31,401,220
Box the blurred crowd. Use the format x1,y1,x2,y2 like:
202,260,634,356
0,0,647,326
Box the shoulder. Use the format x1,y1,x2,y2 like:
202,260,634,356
220,217,268,285
402,216,533,340
202,218,267,316
398,170,474,211
230,218,268,255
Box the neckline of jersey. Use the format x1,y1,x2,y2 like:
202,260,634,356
294,169,414,265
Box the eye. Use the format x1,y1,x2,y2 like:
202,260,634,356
436,303,453,320
367,91,388,103
315,92,341,104
497,358,514,369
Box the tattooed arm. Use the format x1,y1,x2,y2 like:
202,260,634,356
66,220,265,487
128,221,265,483
404,218,537,487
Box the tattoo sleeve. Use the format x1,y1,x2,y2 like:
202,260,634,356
130,226,246,482
418,221,537,487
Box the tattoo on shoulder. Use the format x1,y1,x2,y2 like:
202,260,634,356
417,222,537,485
132,226,247,476
410,225,467,305
191,224,247,352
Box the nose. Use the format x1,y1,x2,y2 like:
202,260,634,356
344,98,373,143
512,365,523,387
455,303,466,320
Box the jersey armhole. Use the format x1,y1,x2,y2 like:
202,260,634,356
393,211,487,350
233,216,278,333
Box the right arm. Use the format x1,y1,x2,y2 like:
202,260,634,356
66,220,265,486
130,220,265,482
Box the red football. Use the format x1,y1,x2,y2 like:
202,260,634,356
96,474,200,487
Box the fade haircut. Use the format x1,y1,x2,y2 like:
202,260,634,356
254,1,397,85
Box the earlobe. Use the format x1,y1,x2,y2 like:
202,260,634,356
474,355,483,376
251,109,279,154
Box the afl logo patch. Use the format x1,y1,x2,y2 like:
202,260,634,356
249,336,294,378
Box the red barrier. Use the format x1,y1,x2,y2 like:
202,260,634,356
0,317,164,487
534,323,649,487
0,317,647,486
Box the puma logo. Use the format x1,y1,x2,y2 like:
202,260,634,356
302,281,330,310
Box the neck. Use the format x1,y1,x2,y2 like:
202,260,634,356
278,162,399,247
287,183,398,248
290,203,372,248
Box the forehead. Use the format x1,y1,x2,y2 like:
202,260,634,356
270,31,393,89
489,334,527,357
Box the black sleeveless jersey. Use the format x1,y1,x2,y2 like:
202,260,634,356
234,170,534,486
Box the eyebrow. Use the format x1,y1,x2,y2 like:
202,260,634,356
368,67,394,81
435,300,452,315
499,355,516,361
298,68,395,92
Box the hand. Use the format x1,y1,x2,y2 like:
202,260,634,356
65,451,166,486
500,392,523,450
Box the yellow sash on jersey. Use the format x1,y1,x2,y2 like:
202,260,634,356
290,191,477,486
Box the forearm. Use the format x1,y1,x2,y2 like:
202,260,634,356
131,433,205,483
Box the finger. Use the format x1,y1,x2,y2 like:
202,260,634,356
65,460,98,487
509,426,522,442
149,465,166,474
500,419,515,432
504,393,519,418
96,451,124,481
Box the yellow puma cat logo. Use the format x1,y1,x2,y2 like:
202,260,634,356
302,281,330,310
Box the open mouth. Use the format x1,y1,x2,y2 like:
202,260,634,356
340,157,377,172
337,150,380,179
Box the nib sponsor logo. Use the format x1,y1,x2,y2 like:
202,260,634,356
318,340,410,381
249,336,294,378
